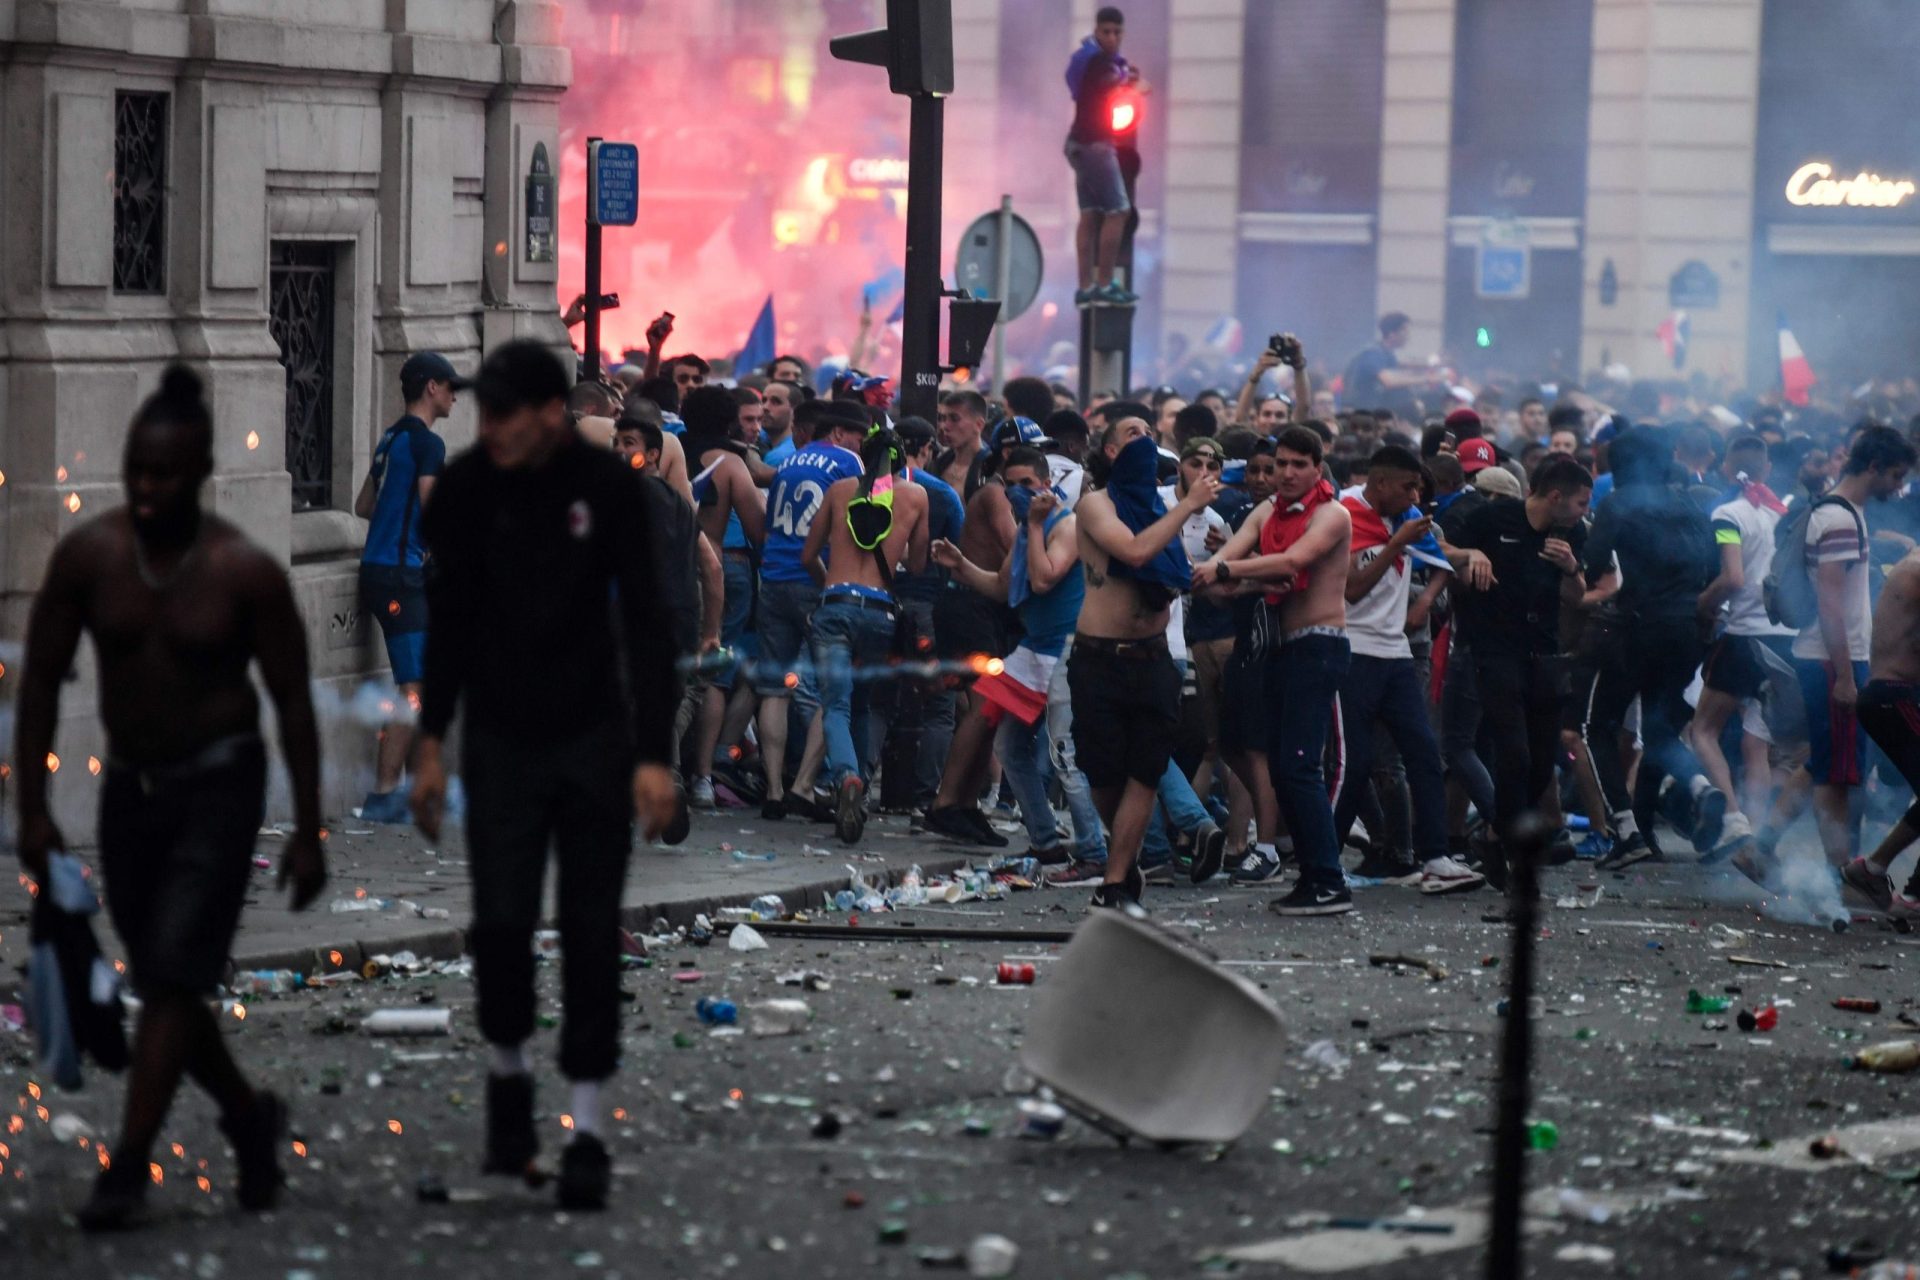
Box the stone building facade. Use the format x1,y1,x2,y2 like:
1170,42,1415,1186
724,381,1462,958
2,0,569,828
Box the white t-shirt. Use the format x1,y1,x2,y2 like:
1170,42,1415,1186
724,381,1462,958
1047,454,1086,509
1156,483,1229,664
1791,498,1872,662
1340,490,1414,660
1708,494,1795,638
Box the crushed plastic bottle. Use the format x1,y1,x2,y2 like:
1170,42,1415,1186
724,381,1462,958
1555,1187,1614,1224
749,894,787,920
329,895,396,913
730,850,777,863
886,865,928,908
362,1008,451,1036
966,1234,1020,1278
230,969,303,995
1850,1040,1920,1073
748,998,811,1036
1685,989,1731,1014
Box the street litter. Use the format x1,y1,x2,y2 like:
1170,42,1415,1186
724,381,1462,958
1833,997,1882,1013
1554,885,1604,911
1727,954,1791,969
1369,952,1448,981
728,924,768,952
362,1008,450,1036
1642,1113,1754,1145
329,894,449,920
966,1234,1019,1277
1017,1099,1066,1140
1554,1244,1616,1264
776,969,831,990
1301,1040,1351,1074
747,999,810,1036
1851,1041,1920,1073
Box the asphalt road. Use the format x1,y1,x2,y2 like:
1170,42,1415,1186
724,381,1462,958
4,825,1920,1279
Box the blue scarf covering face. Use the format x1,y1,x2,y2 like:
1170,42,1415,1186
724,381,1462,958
1007,483,1069,608
1104,435,1191,594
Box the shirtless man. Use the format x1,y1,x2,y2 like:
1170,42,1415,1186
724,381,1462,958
680,385,766,807
1070,416,1220,908
1844,548,1920,921
16,366,325,1229
935,389,991,495
801,428,930,843
1193,425,1354,914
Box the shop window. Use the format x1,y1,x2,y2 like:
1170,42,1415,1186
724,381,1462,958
112,92,168,294
1240,0,1385,213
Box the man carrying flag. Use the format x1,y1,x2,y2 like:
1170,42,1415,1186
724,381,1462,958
1332,446,1486,895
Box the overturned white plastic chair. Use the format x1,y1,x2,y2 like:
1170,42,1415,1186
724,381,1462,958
1020,907,1288,1146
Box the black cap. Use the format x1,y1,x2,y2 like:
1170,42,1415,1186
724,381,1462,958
470,340,571,416
399,351,470,391
817,400,872,436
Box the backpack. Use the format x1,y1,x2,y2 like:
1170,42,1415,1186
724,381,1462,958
1764,495,1865,629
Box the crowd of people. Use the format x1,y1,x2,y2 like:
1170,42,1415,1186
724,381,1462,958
434,306,1920,930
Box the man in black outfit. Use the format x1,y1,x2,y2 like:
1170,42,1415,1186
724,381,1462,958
410,341,682,1209
1445,455,1594,890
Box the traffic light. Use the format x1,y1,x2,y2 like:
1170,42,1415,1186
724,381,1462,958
1475,326,1492,349
1110,86,1141,137
829,0,954,96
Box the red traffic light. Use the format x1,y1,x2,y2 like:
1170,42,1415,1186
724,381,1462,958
1110,89,1140,135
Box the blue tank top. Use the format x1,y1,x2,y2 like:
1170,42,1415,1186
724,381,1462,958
761,442,864,584
1016,508,1084,657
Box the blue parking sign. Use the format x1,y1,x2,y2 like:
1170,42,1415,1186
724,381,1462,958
1476,220,1530,300
589,141,639,227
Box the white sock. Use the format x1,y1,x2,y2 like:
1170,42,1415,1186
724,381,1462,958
569,1081,602,1136
1688,775,1713,799
1613,811,1638,839
490,1043,529,1077
1256,842,1278,859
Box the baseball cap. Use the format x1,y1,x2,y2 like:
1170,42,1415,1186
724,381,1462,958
815,400,872,437
1457,437,1498,475
989,416,1054,451
1443,407,1483,436
400,350,470,391
1180,436,1224,461
1474,466,1522,498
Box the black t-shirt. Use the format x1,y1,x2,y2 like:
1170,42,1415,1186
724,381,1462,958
1069,51,1122,145
641,473,701,655
1449,497,1587,657
1581,483,1716,625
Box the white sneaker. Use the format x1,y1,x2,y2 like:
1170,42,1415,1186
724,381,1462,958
1419,855,1487,896
690,776,716,809
1710,809,1754,856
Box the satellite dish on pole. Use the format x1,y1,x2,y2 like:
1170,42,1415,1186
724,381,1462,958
955,209,1043,321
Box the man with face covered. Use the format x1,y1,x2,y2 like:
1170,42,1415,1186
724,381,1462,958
16,367,326,1228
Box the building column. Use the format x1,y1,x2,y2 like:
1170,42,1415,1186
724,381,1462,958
1582,0,1761,385
1157,0,1247,360
1375,0,1456,358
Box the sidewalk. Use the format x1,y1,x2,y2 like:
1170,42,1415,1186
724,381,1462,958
0,806,976,988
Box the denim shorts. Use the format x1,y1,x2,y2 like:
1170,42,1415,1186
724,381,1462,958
712,554,756,692
754,579,821,700
1064,137,1129,214
360,563,427,684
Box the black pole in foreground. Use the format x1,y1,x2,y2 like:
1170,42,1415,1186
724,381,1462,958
898,92,945,422
584,135,603,383
1487,813,1553,1280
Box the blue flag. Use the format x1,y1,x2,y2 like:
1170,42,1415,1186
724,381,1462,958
735,295,776,377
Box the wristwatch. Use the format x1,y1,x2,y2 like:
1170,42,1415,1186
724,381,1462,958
1217,561,1233,582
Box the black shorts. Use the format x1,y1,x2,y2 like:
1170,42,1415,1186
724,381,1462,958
1218,645,1270,755
1068,639,1181,789
1859,681,1920,800
1703,633,1794,700
934,588,1010,665
99,736,267,994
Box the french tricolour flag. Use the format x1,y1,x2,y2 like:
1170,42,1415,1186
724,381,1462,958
1778,312,1816,406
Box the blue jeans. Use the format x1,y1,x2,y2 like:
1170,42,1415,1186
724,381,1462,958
1044,642,1108,862
810,597,897,786
753,579,821,705
996,715,1059,851
1140,759,1211,865
1267,634,1351,891
1333,654,1447,864
713,554,755,692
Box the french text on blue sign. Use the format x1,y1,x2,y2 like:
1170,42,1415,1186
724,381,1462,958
590,142,639,227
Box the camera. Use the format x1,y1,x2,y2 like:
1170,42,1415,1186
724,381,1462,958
1268,332,1302,368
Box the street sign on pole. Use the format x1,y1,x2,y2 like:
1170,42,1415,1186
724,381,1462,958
587,140,639,228
1476,218,1530,300
954,204,1044,323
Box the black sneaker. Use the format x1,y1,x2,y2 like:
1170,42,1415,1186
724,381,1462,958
1126,860,1145,903
1270,880,1354,916
483,1074,538,1179
1043,858,1106,888
1228,849,1285,886
557,1133,612,1210
77,1162,149,1232
908,809,927,834
1542,829,1578,866
1140,861,1175,887
662,787,691,846
1691,786,1729,852
834,776,868,845
1089,882,1133,911
1189,821,1228,884
761,796,787,822
1595,832,1655,872
218,1090,288,1211
962,807,1011,848
1352,849,1420,883
923,805,991,846
1024,844,1072,867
